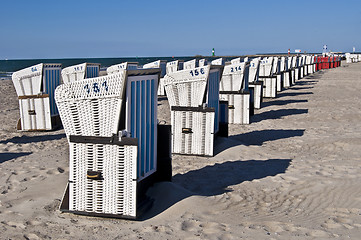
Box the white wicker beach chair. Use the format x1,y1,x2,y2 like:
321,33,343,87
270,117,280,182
248,58,263,109
61,63,100,84
258,57,277,98
157,60,185,96
295,56,301,82
143,60,167,77
311,56,316,73
12,63,62,131
345,53,351,63
288,57,294,85
273,57,283,92
143,60,167,96
164,65,223,156
183,59,198,70
107,62,138,75
299,55,305,78
219,62,250,124
306,56,313,75
55,68,162,219
282,57,291,88
211,58,224,66
301,55,308,76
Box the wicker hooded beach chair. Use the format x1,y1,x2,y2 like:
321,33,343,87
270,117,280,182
12,63,62,131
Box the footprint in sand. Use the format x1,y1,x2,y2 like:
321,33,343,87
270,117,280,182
199,221,229,234
24,233,41,240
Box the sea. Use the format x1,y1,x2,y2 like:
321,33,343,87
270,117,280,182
0,56,243,80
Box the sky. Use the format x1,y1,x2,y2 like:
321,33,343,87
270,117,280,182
1,0,361,59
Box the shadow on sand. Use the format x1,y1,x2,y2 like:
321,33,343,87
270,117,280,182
262,99,308,108
0,152,32,163
251,109,308,123
277,91,313,98
142,158,292,220
0,133,66,144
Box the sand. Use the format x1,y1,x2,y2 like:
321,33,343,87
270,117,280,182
1,61,361,239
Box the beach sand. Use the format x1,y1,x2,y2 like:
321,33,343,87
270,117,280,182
1,61,361,239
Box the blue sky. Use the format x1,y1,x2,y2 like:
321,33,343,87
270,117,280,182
1,0,360,59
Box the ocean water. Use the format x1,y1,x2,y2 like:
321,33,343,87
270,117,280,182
0,56,240,80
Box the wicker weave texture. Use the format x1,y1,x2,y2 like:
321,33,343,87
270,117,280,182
55,72,126,137
69,143,137,217
171,110,215,156
220,93,250,124
164,66,211,107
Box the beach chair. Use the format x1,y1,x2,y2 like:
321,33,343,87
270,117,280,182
219,62,250,124
281,57,291,88
275,57,283,92
230,57,241,65
312,56,317,72
142,60,167,96
258,57,277,98
56,68,171,219
154,60,185,96
211,58,225,66
107,62,138,75
293,56,301,82
305,56,312,75
164,65,224,156
248,58,263,109
303,55,309,76
289,56,297,85
61,63,100,84
143,60,167,77
12,63,62,131
166,60,184,74
300,55,306,78
183,59,198,70
345,53,351,63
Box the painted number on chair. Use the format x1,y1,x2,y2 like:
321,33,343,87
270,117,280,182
230,66,242,72
84,80,109,94
190,68,205,77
